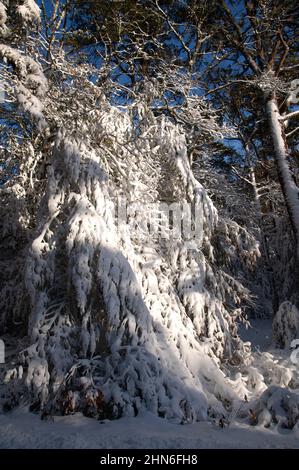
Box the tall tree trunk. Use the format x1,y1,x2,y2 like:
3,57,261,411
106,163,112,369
265,94,299,256
248,163,277,314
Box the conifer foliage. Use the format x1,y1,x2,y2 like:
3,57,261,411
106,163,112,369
0,1,298,429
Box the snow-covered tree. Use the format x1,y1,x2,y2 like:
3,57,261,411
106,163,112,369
0,0,262,422
196,0,299,302
0,0,298,431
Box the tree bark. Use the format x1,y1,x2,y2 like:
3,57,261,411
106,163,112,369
265,95,299,255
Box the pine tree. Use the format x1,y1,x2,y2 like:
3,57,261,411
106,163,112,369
0,0,298,429
0,0,260,421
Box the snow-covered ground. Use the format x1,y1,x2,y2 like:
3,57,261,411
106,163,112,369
0,319,298,449
0,407,298,449
238,319,273,352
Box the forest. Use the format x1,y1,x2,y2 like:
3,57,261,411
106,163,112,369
0,0,299,447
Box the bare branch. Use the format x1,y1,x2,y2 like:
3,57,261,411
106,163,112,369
286,126,299,138
280,110,299,121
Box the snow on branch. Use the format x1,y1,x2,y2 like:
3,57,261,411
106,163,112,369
0,27,263,424
0,45,47,128
0,1,7,36
11,89,255,421
17,0,40,26
279,110,299,122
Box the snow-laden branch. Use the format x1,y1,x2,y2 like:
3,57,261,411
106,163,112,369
0,1,7,36
0,45,47,128
17,0,41,25
0,1,279,426
279,110,299,122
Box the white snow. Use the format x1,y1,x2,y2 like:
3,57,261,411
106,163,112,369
2,317,298,448
0,45,47,128
0,2,7,36
0,408,298,449
17,0,40,25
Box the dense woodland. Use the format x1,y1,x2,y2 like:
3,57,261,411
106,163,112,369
0,0,299,429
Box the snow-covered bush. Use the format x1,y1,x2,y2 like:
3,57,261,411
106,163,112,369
273,302,299,349
252,386,299,429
